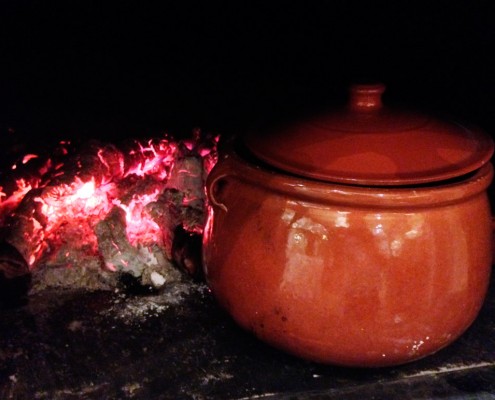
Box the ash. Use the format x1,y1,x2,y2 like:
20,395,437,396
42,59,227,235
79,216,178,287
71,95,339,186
0,130,218,297
102,281,202,325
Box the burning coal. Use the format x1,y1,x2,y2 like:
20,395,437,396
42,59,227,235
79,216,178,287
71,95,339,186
0,130,218,292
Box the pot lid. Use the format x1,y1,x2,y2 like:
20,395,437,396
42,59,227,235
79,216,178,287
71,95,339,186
243,84,494,186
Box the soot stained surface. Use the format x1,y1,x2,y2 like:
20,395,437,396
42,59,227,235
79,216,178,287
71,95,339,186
0,277,494,399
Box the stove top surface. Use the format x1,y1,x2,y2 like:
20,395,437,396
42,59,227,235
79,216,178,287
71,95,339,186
1,275,494,400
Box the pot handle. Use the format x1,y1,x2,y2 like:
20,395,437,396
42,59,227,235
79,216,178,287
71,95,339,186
207,173,229,212
206,157,237,213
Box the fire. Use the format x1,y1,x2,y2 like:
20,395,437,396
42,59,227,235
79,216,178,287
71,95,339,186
74,179,96,199
112,190,163,246
33,178,115,233
0,132,219,287
124,139,177,179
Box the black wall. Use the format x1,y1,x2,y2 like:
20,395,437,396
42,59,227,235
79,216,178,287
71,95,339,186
1,1,495,145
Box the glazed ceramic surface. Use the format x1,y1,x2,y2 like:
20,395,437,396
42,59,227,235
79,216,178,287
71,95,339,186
203,85,495,367
244,84,493,186
204,149,493,366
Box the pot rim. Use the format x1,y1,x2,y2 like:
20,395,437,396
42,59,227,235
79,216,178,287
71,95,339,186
210,143,494,209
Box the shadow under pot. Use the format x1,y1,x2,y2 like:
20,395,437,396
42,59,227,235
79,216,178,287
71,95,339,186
203,84,495,367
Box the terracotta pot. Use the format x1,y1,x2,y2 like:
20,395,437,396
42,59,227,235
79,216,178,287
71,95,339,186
203,84,495,367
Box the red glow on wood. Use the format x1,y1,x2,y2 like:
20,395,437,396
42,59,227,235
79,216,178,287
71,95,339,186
0,133,218,275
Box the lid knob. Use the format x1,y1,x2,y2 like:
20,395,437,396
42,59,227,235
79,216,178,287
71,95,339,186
348,83,385,112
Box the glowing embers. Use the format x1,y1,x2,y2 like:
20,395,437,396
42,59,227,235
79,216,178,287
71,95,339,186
0,132,219,290
35,178,112,227
124,139,177,179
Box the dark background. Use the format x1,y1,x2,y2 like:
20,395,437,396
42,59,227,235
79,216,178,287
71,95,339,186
1,1,495,145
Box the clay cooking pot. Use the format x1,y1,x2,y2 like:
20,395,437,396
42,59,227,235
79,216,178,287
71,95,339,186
202,84,494,367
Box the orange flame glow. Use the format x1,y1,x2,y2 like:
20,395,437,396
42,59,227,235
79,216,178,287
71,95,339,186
0,133,219,273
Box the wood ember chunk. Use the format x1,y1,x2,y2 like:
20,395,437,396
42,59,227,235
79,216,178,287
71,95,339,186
120,138,176,179
146,189,184,259
95,206,182,284
144,141,205,238
166,142,206,212
95,206,143,276
47,141,124,187
0,241,29,279
0,141,71,220
3,188,48,267
115,175,163,205
172,226,203,280
40,223,101,270
164,142,208,276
